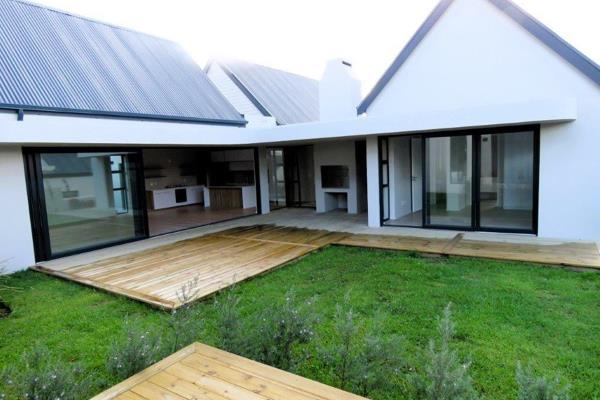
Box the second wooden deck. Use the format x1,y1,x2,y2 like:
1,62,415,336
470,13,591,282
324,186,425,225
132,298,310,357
91,343,366,400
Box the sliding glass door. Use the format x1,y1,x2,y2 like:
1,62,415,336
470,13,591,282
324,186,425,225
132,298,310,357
478,131,536,231
424,135,473,229
27,149,146,259
381,126,538,233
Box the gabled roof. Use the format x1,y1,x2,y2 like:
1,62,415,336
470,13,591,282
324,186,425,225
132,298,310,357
357,0,600,115
0,0,245,125
208,60,319,125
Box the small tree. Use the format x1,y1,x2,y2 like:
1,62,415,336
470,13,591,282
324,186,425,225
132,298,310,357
516,362,570,400
412,303,480,400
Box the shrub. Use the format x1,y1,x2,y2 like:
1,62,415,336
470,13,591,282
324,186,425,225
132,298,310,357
106,319,162,381
321,295,405,396
249,290,317,371
321,301,359,390
2,345,94,400
516,362,570,400
164,279,204,354
352,331,405,396
412,303,480,400
214,288,248,356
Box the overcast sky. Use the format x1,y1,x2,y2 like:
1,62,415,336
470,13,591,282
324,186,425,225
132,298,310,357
31,0,599,95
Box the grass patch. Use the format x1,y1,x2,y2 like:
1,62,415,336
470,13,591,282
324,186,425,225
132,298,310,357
1,246,599,398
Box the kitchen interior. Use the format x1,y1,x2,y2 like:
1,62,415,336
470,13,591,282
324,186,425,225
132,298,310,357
143,147,257,236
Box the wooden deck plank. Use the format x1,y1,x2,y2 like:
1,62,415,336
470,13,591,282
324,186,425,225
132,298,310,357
34,224,600,310
335,233,600,269
35,225,338,309
91,343,367,400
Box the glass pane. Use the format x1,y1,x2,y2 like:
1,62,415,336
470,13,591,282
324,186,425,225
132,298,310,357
479,131,534,231
276,165,285,182
112,173,123,189
381,164,389,185
380,139,388,161
425,135,472,227
40,152,142,255
382,186,389,220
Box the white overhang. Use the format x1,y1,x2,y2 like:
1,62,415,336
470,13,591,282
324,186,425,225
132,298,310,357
0,98,577,146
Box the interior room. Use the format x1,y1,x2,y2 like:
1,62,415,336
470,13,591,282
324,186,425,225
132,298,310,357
382,129,536,232
143,148,258,236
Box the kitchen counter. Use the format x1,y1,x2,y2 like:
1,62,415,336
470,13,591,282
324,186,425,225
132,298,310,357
206,185,256,210
146,185,204,210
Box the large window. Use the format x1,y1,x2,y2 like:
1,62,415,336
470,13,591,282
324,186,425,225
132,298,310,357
381,126,538,233
30,150,145,258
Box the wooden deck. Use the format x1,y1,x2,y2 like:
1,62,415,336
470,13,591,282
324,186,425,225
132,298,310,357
34,225,347,309
91,342,366,400
338,233,600,269
34,224,600,309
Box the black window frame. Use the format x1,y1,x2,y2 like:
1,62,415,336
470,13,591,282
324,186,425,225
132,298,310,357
379,124,540,235
24,145,263,262
23,147,149,261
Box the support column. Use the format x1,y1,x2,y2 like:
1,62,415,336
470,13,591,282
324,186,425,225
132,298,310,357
257,146,270,214
366,136,381,228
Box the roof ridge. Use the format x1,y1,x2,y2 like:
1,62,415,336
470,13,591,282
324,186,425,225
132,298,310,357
219,59,319,83
6,0,180,45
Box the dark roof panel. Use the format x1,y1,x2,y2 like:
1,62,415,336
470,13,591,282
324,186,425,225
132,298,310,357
216,60,319,125
358,0,600,114
0,0,245,124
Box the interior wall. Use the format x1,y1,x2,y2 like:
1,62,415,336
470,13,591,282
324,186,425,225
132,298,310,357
0,146,35,272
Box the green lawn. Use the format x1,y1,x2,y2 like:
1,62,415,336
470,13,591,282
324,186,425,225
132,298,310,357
1,246,599,399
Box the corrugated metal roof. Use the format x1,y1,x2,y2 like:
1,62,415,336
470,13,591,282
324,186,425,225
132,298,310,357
0,0,245,125
213,60,319,125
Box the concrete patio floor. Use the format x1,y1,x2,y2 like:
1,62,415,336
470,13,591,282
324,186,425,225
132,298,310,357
37,208,600,272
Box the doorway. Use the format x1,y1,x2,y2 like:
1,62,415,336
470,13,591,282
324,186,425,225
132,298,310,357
267,145,315,210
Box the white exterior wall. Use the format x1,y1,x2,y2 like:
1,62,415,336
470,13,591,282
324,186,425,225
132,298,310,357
365,0,600,240
366,136,380,227
313,140,360,214
206,64,276,127
0,146,35,272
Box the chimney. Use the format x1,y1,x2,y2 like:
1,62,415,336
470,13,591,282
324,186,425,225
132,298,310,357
319,59,362,122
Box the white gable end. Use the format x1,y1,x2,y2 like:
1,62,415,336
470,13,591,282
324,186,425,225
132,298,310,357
366,0,600,116
366,0,600,240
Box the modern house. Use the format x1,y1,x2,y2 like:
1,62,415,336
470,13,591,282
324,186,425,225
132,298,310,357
1,0,599,274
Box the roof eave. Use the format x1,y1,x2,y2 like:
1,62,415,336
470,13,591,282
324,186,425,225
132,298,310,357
0,104,248,126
